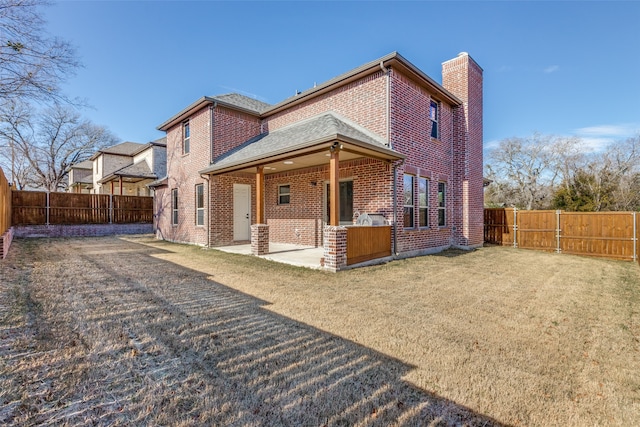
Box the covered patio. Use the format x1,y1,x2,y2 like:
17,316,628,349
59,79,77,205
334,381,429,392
200,112,404,271
99,162,157,196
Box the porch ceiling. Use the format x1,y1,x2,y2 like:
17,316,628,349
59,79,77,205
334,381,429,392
200,112,404,176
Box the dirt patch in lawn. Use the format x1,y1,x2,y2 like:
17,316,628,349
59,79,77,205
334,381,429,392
1,236,639,426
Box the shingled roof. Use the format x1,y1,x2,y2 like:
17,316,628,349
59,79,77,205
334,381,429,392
98,160,156,184
212,93,271,114
199,112,403,175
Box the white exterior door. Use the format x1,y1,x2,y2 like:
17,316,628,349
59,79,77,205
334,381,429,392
233,184,251,241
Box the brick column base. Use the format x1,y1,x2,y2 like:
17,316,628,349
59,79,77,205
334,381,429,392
251,224,269,256
323,225,347,272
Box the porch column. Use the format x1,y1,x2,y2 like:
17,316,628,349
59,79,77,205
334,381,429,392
329,147,340,226
251,165,269,256
256,165,265,224
110,181,114,195
251,224,269,255
119,177,123,195
323,225,347,272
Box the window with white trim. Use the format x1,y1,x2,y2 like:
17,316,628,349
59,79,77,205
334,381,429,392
438,182,446,227
171,188,178,226
195,184,204,226
183,121,190,154
403,174,415,228
278,184,290,205
419,177,429,227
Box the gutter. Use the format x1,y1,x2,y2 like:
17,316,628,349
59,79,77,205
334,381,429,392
200,173,211,247
209,103,216,163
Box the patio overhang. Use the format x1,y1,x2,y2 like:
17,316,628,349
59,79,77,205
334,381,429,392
200,135,403,177
199,112,404,177
98,174,156,185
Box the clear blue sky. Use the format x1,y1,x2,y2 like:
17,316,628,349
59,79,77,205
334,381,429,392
44,1,640,154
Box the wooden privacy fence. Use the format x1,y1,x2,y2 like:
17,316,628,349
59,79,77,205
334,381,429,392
12,191,153,225
346,226,392,265
0,167,10,235
485,208,639,263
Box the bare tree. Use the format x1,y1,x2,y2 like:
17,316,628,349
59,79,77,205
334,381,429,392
0,101,118,191
0,0,80,104
484,134,581,209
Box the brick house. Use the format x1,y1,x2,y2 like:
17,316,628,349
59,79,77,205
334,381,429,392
152,52,483,271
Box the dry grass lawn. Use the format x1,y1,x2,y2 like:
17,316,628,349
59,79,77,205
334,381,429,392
0,235,639,426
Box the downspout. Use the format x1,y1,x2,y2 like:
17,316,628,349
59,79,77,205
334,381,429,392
202,102,215,247
380,61,391,147
393,162,397,255
382,60,399,254
392,159,405,256
200,173,211,247
209,102,216,163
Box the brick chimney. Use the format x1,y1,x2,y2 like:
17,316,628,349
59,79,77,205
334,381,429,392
442,52,484,248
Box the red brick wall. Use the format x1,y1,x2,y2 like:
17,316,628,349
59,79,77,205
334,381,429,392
265,158,392,246
158,107,211,246
442,53,484,247
0,227,13,259
213,107,262,159
389,68,458,253
265,71,388,138
209,172,256,246
159,104,262,246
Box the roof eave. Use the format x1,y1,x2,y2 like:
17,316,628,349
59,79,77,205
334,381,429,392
262,52,461,116
157,97,215,131
157,97,264,132
387,54,461,105
199,134,403,176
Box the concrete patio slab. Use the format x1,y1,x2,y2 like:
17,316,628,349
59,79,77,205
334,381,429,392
214,242,324,269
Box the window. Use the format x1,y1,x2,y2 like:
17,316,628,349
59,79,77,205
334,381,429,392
325,181,353,224
430,100,439,139
171,188,178,226
403,174,414,228
438,182,446,227
419,177,429,227
278,184,290,205
183,121,190,154
195,184,204,226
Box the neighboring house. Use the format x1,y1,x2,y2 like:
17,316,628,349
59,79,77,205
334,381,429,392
67,160,94,193
152,52,483,270
90,139,166,196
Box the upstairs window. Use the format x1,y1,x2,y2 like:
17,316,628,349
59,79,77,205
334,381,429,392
278,184,290,205
419,177,429,227
438,182,446,227
195,184,204,226
430,101,439,139
183,121,190,154
403,174,415,228
171,188,179,226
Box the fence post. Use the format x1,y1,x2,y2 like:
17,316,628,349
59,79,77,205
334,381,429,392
513,207,518,248
633,211,637,262
556,210,562,254
109,194,113,224
46,191,50,226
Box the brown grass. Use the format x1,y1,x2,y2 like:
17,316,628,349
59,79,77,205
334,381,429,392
1,236,639,426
